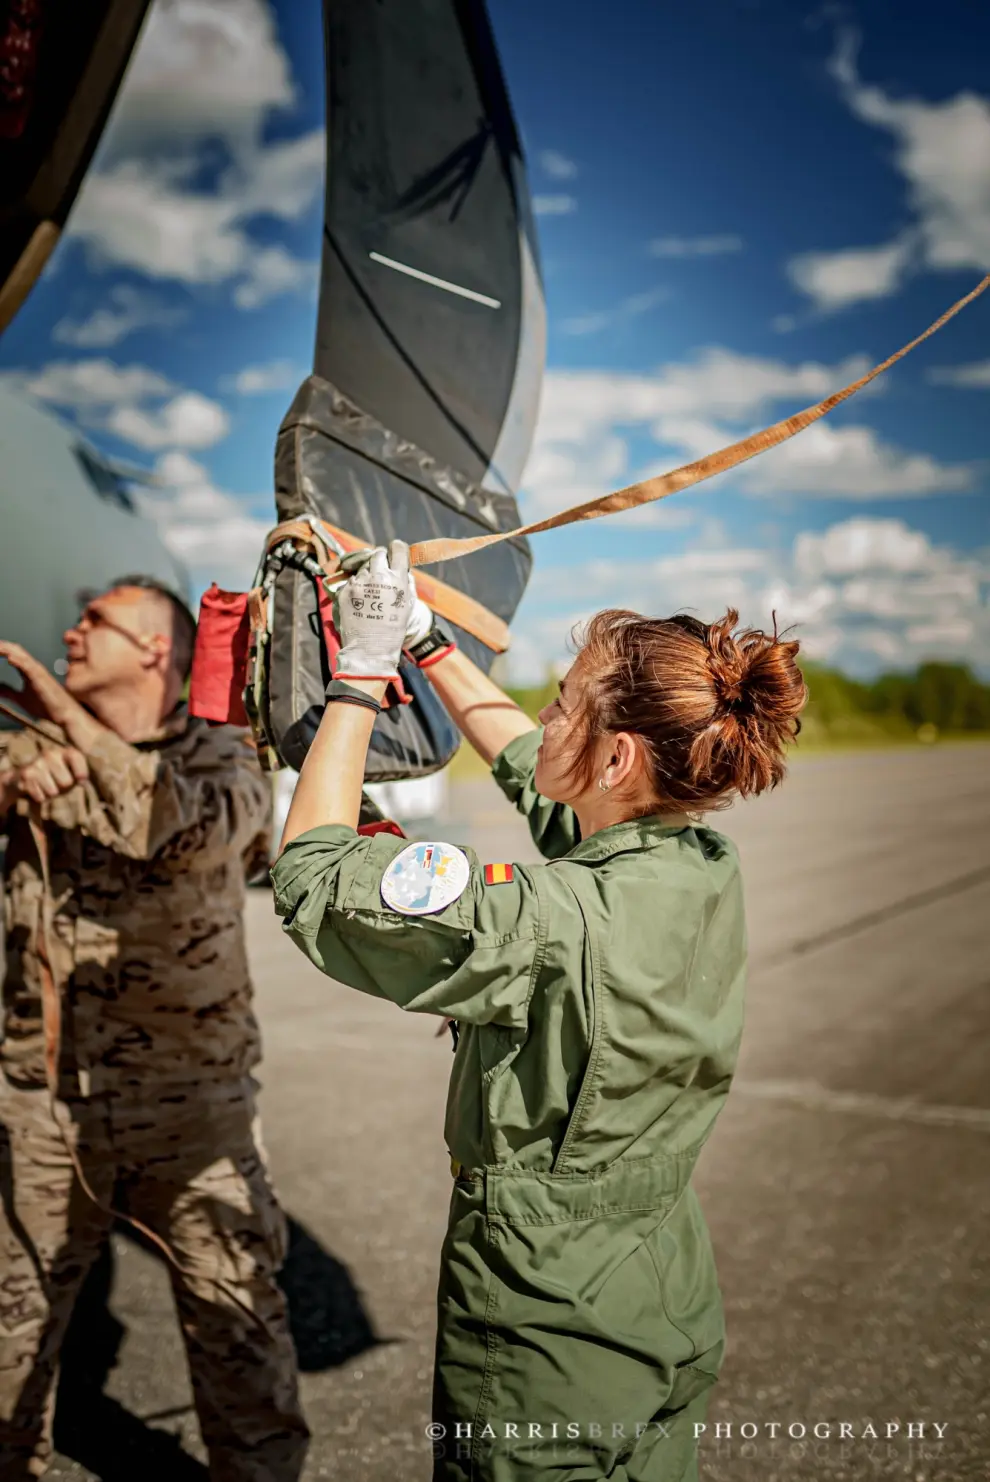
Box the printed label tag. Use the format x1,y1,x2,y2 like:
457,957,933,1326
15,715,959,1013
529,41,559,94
380,841,471,916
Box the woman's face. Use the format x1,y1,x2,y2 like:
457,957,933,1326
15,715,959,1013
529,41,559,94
534,659,594,803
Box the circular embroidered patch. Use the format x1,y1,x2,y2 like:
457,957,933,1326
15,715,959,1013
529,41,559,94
380,841,472,916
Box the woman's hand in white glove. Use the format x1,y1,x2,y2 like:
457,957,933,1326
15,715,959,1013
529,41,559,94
403,569,436,649
333,541,412,680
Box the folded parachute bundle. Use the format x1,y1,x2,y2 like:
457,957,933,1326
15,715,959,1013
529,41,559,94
189,0,542,781
188,395,530,781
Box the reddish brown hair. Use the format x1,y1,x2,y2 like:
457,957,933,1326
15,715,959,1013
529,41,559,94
567,608,808,810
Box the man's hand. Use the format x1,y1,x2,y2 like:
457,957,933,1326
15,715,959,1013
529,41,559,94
0,641,77,727
0,640,104,752
16,746,89,805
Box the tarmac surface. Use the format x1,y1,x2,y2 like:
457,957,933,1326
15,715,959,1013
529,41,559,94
45,743,990,1481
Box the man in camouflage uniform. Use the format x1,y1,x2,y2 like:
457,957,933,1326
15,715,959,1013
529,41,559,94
0,578,309,1480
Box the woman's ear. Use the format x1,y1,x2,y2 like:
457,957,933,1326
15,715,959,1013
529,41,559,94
605,731,639,789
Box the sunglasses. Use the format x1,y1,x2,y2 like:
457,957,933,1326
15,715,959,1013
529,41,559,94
73,603,158,652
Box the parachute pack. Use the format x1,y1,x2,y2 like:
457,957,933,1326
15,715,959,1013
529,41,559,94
189,377,529,780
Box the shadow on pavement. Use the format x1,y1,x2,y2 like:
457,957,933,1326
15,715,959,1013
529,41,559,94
53,1214,381,1480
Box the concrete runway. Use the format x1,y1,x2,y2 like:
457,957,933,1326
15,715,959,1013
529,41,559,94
46,743,990,1481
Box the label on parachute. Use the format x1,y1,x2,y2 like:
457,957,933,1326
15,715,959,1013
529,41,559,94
380,841,471,916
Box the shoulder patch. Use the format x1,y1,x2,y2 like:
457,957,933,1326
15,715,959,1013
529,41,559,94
380,841,471,916
483,863,514,886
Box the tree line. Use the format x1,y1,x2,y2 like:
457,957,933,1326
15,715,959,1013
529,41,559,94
799,660,990,742
506,661,990,745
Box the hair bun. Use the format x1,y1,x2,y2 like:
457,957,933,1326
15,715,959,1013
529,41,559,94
695,608,809,795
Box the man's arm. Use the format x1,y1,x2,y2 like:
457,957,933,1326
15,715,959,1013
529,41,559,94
0,639,272,862
75,728,273,863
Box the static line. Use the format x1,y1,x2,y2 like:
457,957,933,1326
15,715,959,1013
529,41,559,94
369,251,501,308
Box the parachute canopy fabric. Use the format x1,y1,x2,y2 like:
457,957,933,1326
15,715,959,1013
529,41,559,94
0,0,153,333
269,0,544,780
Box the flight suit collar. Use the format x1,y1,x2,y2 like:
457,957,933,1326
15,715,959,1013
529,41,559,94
562,813,693,864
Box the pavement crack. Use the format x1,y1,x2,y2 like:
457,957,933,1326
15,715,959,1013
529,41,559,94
757,863,990,968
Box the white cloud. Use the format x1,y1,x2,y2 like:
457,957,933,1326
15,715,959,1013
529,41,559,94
0,357,230,453
795,517,936,578
561,286,669,337
101,0,295,158
107,391,230,450
744,420,973,500
520,349,973,518
786,236,914,312
232,245,319,309
3,357,173,408
68,149,322,303
538,149,578,180
53,286,186,348
927,360,990,388
648,234,743,259
222,359,300,394
788,32,990,311
138,451,270,590
64,0,323,308
831,31,990,277
506,516,990,684
533,194,577,217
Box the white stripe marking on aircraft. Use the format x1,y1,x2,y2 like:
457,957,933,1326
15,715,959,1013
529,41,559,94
369,251,501,308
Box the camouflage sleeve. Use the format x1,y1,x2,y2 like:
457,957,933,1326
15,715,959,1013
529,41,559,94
0,734,12,819
76,727,272,863
490,729,581,859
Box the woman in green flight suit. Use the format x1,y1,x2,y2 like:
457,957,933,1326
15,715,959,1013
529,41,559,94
271,543,807,1481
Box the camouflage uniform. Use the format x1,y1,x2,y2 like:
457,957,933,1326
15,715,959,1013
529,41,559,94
0,710,309,1480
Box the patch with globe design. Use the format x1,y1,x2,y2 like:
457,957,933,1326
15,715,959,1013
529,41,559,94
380,841,472,916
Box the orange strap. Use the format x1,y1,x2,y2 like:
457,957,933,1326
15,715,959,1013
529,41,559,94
266,517,511,652
408,273,990,568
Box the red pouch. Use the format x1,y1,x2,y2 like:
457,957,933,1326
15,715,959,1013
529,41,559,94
189,585,251,725
357,820,406,839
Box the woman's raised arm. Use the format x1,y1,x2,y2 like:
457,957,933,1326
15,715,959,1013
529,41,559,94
413,643,537,766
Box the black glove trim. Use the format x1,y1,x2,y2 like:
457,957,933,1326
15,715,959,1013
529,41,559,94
324,679,383,714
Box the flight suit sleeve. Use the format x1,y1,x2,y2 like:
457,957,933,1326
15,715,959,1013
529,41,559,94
72,727,272,864
271,825,542,1027
491,729,580,860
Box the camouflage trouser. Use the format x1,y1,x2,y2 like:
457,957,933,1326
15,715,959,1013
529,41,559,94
0,1072,310,1481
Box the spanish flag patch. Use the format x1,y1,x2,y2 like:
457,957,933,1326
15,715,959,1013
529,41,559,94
484,862,514,886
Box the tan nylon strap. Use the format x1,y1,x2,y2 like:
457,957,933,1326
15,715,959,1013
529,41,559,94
266,516,511,652
409,273,990,568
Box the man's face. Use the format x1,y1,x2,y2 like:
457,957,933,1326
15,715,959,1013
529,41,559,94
63,587,160,700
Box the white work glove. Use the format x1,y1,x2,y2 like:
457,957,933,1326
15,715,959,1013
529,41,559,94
403,568,436,648
333,542,412,681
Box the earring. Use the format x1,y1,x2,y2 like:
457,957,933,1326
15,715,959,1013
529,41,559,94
598,776,611,793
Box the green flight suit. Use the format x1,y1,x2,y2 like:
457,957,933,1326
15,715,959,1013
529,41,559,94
271,730,746,1481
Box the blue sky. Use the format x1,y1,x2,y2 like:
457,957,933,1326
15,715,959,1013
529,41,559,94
2,0,988,680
